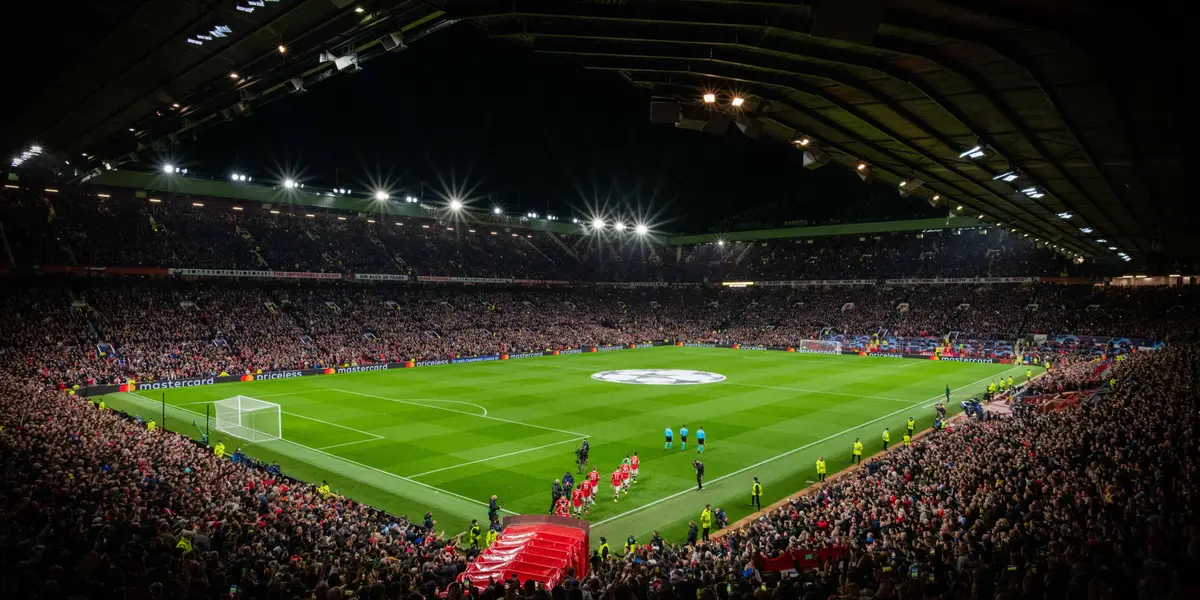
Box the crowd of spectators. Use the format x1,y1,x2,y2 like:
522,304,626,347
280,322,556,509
0,377,475,599
2,186,1102,281
2,279,1197,388
3,187,1198,600
4,326,1194,599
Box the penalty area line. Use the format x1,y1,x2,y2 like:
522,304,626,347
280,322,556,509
407,436,588,478
327,388,586,438
591,366,1025,528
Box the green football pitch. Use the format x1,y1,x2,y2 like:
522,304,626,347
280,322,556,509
98,347,1030,544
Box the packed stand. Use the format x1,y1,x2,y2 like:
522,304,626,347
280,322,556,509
0,376,477,599
2,186,1104,281
1,279,1196,389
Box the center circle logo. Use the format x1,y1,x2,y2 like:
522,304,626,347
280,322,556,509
591,369,727,385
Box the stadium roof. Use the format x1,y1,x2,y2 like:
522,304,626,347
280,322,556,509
4,0,1186,268
1,0,448,175
452,0,1187,266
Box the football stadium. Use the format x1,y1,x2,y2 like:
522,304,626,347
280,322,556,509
1,1,1196,599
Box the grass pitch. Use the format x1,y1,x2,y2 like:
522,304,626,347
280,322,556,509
99,347,1029,544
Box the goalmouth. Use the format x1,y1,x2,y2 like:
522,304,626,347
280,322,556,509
795,339,843,354
213,395,283,442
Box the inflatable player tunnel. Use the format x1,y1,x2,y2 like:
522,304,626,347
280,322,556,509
459,515,589,589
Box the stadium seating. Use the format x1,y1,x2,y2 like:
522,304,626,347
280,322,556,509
1,185,1096,280
2,183,1198,599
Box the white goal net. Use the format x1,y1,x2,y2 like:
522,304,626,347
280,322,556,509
795,339,843,354
213,396,282,443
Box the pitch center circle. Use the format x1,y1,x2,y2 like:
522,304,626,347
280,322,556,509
591,369,727,385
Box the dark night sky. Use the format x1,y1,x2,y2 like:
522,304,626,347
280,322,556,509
176,25,937,233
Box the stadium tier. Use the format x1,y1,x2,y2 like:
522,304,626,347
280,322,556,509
0,186,1101,281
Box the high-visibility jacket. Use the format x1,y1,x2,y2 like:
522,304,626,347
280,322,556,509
853,441,863,456
752,482,762,497
882,430,890,443
815,460,826,474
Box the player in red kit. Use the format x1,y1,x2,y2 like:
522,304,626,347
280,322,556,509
610,469,622,503
630,452,640,483
580,479,593,512
571,486,584,516
619,463,631,494
554,496,569,517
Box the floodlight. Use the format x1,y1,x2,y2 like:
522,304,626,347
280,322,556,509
1096,239,1107,243
278,45,287,54
284,179,296,189
1108,246,1117,250
731,96,745,107
856,162,867,171
162,164,175,174
717,240,725,247
449,199,463,211
635,223,648,235
959,145,985,159
374,190,389,201
591,218,605,229
792,136,811,146
231,173,241,181
230,72,239,79
614,222,626,231
993,170,1018,182
1079,227,1093,233
493,207,502,215
355,6,365,13
181,168,188,175
30,146,41,154
702,93,716,103
1056,212,1073,219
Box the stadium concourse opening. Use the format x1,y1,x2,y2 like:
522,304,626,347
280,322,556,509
0,0,1194,597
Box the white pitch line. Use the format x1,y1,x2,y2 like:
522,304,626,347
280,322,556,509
116,393,517,515
281,411,385,440
408,436,587,478
326,388,588,438
317,437,387,451
591,365,1025,528
720,382,914,404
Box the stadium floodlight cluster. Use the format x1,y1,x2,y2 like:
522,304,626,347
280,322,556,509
959,144,986,159
11,144,41,167
230,173,252,182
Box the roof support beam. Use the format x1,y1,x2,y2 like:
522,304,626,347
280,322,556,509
633,76,1088,256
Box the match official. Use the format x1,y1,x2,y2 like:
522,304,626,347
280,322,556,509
751,477,763,510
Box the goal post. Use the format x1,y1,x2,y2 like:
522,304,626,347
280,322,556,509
795,339,843,354
213,396,282,443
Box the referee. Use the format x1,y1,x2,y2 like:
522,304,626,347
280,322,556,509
751,477,763,510
693,459,704,490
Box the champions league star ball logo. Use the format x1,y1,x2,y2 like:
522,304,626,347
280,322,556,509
591,369,727,385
